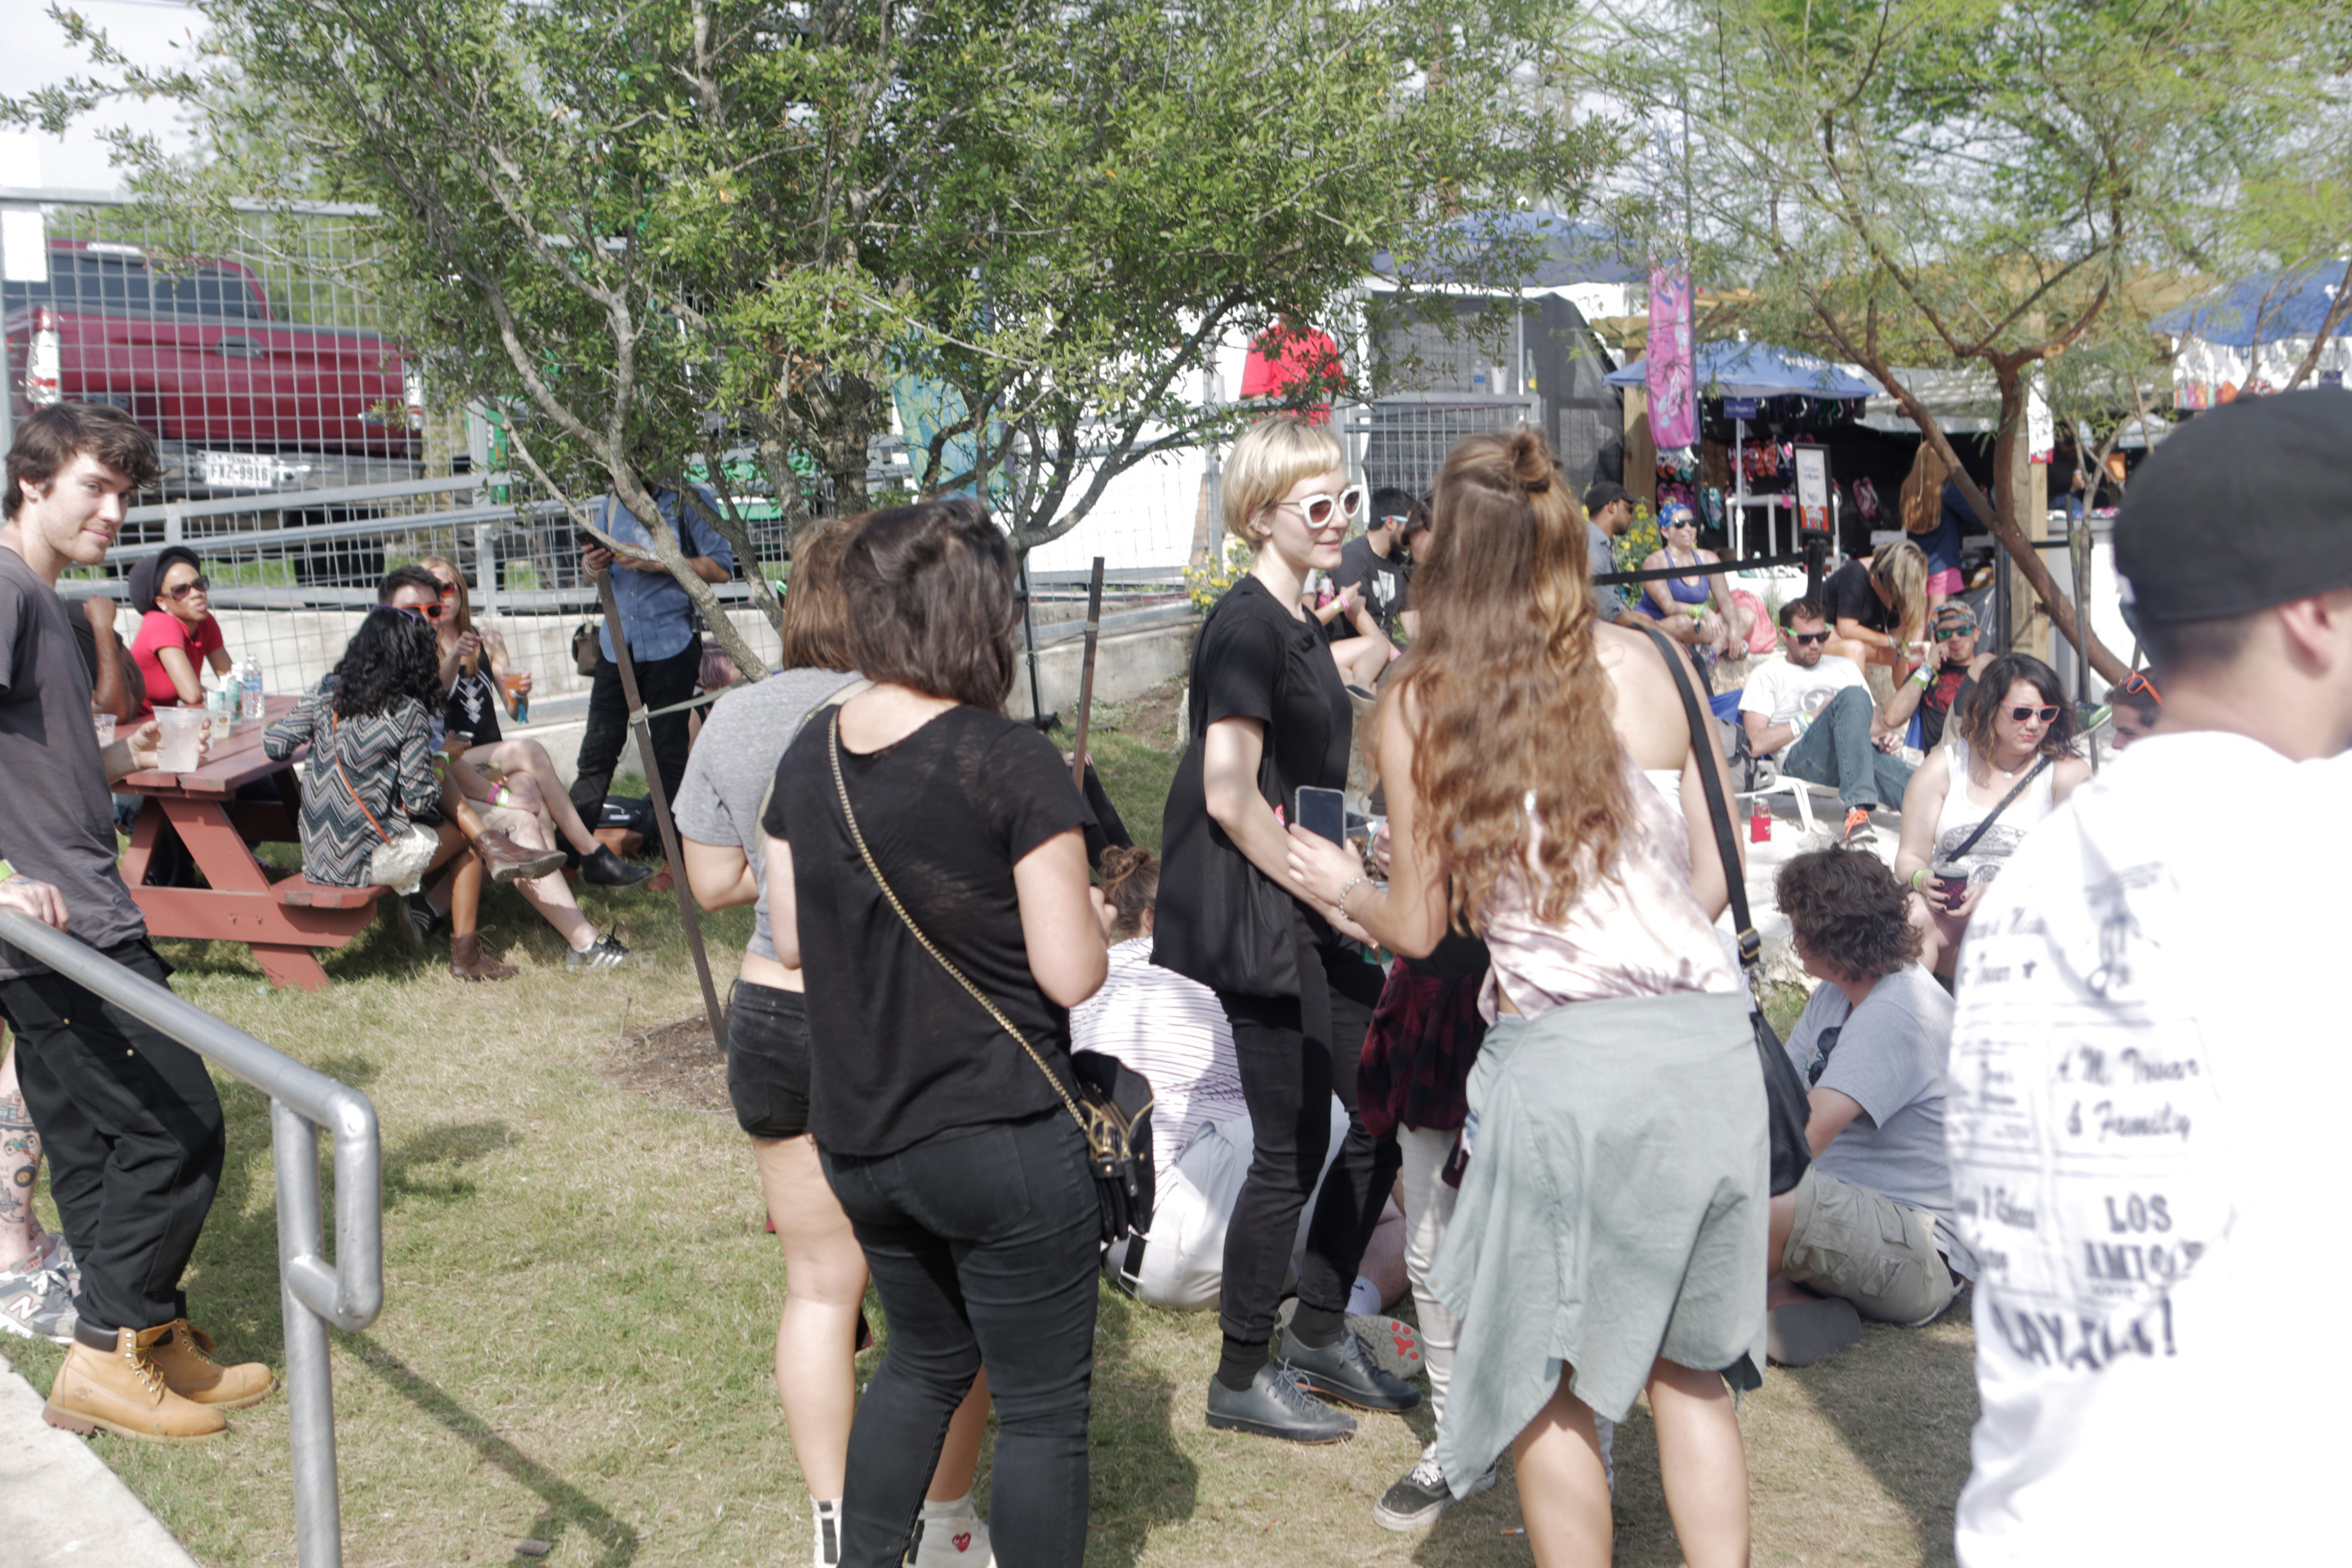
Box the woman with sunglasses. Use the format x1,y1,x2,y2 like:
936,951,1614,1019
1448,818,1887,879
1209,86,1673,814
1156,415,1419,1443
1893,653,2089,978
1634,502,1746,666
413,558,652,889
126,546,235,715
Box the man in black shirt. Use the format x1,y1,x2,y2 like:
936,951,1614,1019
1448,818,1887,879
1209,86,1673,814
0,403,272,1442
1330,489,1427,644
1910,601,1993,749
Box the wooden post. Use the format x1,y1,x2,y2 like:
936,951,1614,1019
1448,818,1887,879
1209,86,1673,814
595,569,728,1049
1070,557,1106,792
1623,386,1656,509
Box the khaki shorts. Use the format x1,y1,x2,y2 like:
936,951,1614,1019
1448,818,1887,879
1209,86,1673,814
1781,1167,1959,1327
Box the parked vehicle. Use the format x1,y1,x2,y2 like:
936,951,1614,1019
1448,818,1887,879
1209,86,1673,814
4,239,423,497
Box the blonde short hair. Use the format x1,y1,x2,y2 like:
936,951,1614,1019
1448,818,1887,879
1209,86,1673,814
1222,416,1345,546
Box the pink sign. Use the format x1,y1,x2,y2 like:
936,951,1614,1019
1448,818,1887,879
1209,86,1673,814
1647,266,1695,449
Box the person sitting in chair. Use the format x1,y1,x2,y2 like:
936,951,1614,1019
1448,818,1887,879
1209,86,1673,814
1740,597,1916,844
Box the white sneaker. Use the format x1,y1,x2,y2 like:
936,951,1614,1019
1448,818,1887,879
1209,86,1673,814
907,1503,993,1567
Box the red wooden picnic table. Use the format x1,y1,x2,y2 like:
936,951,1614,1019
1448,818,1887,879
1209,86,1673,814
118,693,383,992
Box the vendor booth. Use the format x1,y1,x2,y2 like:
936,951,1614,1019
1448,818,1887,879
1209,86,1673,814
2158,263,2352,408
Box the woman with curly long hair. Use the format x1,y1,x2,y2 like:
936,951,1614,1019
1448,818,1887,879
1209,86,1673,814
1287,426,1762,1567
262,604,501,978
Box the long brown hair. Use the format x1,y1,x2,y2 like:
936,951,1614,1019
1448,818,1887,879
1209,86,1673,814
1383,426,1630,933
777,519,861,670
416,555,474,639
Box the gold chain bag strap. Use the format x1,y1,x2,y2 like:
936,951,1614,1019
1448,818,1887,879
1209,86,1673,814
826,709,1153,1245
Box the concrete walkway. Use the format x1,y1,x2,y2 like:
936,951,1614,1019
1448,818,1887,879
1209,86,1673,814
0,1345,198,1568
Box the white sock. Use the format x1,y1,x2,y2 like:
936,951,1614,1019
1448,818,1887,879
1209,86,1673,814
1347,1275,1383,1316
810,1498,842,1567
921,1492,978,1524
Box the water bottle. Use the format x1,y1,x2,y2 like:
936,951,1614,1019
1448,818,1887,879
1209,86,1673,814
239,657,264,722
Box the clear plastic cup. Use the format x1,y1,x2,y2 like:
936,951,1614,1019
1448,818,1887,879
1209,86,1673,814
154,706,207,773
91,712,115,747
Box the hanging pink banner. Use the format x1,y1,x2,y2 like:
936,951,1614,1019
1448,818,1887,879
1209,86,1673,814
1647,265,1696,450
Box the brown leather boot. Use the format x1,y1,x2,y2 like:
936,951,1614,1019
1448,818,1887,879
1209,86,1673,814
44,1324,227,1442
150,1320,278,1410
450,931,518,982
474,829,567,884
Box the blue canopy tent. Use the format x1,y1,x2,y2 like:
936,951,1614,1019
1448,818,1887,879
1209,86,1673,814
2154,263,2352,408
1606,341,1880,554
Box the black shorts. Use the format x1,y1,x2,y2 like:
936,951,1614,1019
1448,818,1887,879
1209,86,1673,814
727,978,813,1141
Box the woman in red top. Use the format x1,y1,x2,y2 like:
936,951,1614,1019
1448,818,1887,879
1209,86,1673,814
127,546,233,714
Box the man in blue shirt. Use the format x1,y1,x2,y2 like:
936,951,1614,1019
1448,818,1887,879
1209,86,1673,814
569,485,736,835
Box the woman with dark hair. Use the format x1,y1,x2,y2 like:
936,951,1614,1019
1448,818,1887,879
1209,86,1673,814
1285,425,1759,1566
678,520,994,1568
1151,414,1419,1446
1894,652,2090,976
261,607,506,979
761,498,1106,1568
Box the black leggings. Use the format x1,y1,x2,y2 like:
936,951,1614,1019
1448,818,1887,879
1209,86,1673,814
1215,925,1399,1361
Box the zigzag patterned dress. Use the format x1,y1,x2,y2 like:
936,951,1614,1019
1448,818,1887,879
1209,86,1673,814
262,691,440,886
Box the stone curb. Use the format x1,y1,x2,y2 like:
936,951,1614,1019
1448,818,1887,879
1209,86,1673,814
0,1344,199,1568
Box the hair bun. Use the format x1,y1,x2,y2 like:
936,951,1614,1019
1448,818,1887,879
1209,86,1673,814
1506,426,1555,495
1099,844,1156,885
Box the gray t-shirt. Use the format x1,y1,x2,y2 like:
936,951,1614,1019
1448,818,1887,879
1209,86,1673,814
1588,520,1623,618
672,666,858,962
1784,964,1976,1275
0,547,147,977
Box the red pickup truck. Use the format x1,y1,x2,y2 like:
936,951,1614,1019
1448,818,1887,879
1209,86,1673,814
4,239,422,496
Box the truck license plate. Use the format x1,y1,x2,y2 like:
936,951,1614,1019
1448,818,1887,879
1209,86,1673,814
200,451,279,489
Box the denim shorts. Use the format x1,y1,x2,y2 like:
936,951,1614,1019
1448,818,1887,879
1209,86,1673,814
726,979,813,1141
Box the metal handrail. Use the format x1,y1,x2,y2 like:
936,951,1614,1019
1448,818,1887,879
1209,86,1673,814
0,909,381,1568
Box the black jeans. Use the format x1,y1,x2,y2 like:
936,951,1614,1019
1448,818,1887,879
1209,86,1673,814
0,942,225,1334
821,1112,1098,1568
568,641,702,825
1215,924,1399,1356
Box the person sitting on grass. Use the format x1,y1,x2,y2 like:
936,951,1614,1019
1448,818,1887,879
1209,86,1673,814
263,605,516,980
1764,848,1975,1368
125,544,234,715
1740,596,1916,844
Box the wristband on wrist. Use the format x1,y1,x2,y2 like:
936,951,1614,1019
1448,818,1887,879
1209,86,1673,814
1911,867,1929,893
1910,662,1932,688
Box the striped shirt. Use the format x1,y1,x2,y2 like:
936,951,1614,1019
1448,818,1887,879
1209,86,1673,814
1071,938,1245,1161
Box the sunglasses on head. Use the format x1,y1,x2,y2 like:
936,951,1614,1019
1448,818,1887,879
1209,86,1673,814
2008,704,2060,724
1276,485,1365,528
2119,670,2162,706
166,575,211,599
1787,630,1829,646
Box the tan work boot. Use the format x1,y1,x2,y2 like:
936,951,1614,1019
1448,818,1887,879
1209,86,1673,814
43,1324,227,1442
150,1320,278,1410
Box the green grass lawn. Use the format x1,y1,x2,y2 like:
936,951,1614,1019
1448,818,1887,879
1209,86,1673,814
6,675,1977,1566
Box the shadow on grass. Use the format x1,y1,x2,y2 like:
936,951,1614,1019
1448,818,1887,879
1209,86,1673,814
348,1331,642,1566
1085,1288,1197,1566
1783,1306,1977,1567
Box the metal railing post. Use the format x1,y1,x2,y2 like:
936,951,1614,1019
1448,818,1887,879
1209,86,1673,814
274,1099,343,1568
0,911,381,1568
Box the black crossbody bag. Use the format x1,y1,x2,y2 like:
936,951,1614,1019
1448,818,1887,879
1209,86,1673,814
1638,626,1814,1196
826,710,1155,1245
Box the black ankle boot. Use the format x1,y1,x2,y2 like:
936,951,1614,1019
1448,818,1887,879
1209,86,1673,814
581,844,655,888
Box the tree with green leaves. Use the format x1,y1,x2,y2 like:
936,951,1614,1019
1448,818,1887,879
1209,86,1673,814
1588,0,2351,682
15,0,1606,678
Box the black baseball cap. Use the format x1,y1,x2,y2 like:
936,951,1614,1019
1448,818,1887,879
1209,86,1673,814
2115,390,2352,624
1583,480,1632,514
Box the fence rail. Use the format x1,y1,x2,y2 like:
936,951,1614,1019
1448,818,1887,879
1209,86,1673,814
0,907,380,1568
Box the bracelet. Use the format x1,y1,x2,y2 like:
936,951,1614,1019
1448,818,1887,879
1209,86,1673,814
1910,662,1932,689
1337,875,1387,920
1911,867,1929,893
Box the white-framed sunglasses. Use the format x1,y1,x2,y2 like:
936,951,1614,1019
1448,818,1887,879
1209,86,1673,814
1275,485,1365,528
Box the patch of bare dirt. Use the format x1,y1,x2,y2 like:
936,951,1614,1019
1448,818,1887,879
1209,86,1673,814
601,1012,731,1114
1104,675,1186,749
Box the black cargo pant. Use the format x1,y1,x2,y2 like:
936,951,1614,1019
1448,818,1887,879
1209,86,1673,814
568,643,702,828
0,941,225,1335
1214,920,1399,1361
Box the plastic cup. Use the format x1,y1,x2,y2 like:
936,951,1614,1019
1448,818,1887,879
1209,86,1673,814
501,671,528,724
154,706,207,773
91,712,115,747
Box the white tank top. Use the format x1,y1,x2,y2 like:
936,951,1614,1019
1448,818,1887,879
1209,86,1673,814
1933,737,2058,884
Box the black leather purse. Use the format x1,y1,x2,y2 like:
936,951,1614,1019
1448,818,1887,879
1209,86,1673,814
826,711,1156,1244
1639,626,1814,1196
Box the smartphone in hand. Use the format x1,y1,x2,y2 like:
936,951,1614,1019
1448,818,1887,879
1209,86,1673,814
1296,786,1348,846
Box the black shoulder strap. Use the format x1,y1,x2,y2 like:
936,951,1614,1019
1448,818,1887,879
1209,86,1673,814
1636,624,1757,969
1945,752,2052,863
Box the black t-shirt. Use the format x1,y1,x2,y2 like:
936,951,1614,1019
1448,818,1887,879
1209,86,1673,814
762,704,1094,1156
1333,534,1410,642
1823,559,1892,635
443,666,505,746
1918,665,1976,751
0,550,148,978
1152,574,1351,996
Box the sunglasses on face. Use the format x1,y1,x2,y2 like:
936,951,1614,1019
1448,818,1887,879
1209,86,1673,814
1787,630,1829,646
166,576,211,599
1937,624,1975,640
2008,705,2060,724
1664,518,1695,528
1276,486,1365,528
390,601,447,623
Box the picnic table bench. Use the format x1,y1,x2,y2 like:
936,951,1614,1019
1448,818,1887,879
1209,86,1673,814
118,693,389,992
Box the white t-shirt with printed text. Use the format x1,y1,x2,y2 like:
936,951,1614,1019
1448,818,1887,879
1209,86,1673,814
1947,730,2352,1564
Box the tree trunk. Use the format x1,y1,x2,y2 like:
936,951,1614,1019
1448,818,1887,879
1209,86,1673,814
2281,257,2352,392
